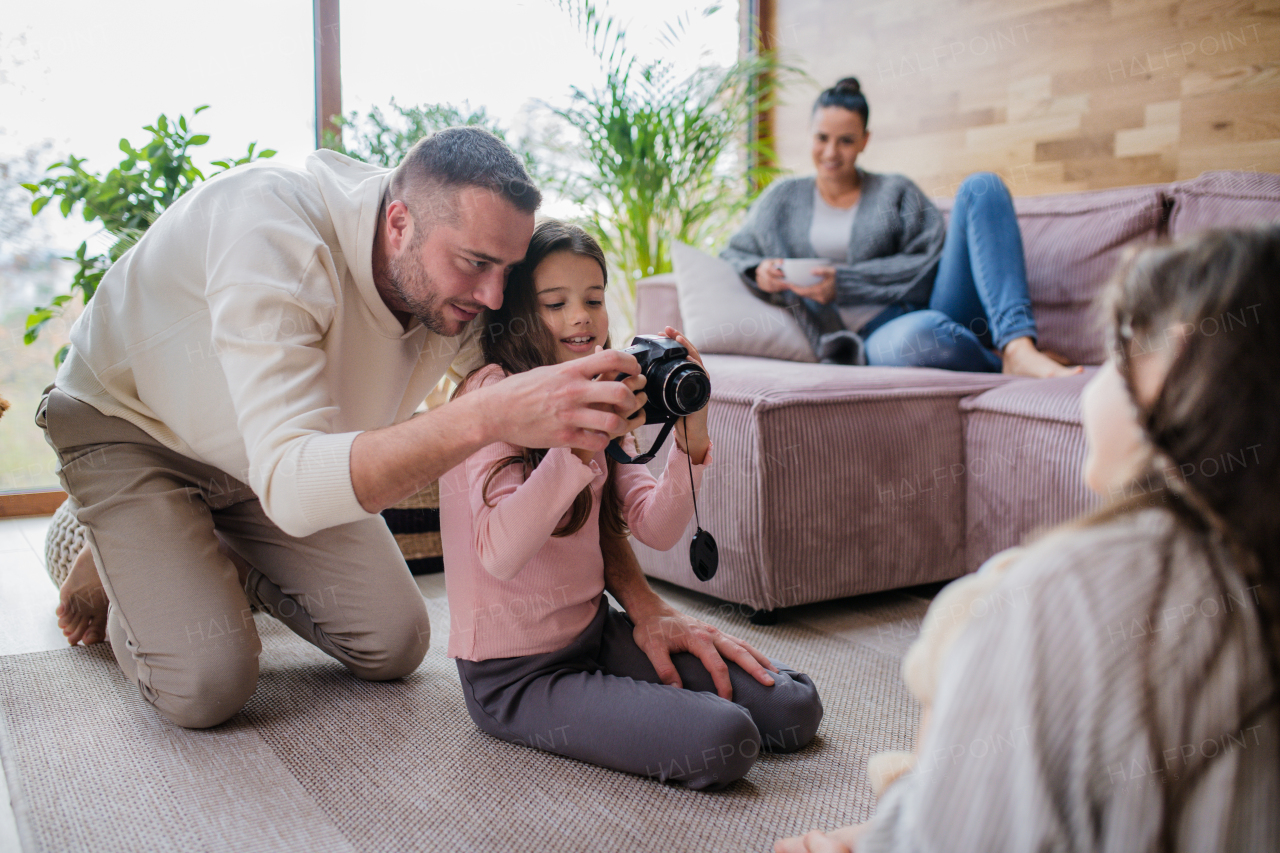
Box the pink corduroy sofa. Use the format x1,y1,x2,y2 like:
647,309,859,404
629,170,1280,619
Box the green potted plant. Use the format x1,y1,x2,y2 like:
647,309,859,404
323,98,543,183
23,106,274,364
545,0,797,333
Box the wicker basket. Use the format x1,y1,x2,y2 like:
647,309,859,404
380,480,443,575
44,497,86,589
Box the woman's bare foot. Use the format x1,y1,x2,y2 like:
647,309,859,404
1001,336,1084,378
56,544,109,646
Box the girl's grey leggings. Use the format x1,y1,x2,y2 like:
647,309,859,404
456,599,823,790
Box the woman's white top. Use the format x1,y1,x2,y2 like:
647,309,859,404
810,185,883,332
809,184,858,262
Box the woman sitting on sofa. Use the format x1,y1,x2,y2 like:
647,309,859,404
721,77,1077,377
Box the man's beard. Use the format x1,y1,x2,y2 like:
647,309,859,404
386,240,455,336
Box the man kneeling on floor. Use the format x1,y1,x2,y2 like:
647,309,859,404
38,128,776,730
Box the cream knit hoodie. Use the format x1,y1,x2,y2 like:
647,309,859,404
56,150,481,538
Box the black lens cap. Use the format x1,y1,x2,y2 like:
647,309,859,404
689,528,718,581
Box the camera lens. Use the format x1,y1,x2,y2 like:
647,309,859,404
663,363,711,416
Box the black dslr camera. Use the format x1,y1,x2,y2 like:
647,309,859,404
607,335,718,581
617,335,711,433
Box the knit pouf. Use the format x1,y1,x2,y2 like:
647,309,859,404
44,496,87,589
380,480,443,575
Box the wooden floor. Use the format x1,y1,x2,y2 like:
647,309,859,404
0,515,65,853
0,517,64,657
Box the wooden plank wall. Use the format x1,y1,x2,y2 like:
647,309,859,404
765,0,1280,196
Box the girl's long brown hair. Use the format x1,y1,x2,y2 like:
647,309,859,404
456,220,627,538
1079,224,1280,850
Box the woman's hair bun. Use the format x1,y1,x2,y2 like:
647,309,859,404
833,77,862,95
813,75,869,125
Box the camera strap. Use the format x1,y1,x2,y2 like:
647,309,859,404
604,417,719,582
605,417,678,465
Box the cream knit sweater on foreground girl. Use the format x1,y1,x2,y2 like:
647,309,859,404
56,151,481,538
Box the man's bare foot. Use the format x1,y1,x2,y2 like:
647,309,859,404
54,536,255,646
56,544,109,646
1001,336,1084,378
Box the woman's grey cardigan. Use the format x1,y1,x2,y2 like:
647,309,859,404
719,171,945,361
721,170,946,307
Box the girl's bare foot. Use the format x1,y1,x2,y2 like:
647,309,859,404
1001,336,1084,378
56,544,109,646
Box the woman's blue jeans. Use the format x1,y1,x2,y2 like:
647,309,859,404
861,172,1037,372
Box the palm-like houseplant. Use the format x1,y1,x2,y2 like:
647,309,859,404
547,1,795,333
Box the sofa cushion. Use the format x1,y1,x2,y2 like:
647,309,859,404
630,354,1014,609
961,370,1095,425
635,274,683,336
670,241,817,362
1168,170,1280,238
960,371,1101,569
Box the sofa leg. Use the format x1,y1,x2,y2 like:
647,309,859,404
748,608,779,626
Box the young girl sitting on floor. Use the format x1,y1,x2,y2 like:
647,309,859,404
439,220,823,791
777,223,1280,851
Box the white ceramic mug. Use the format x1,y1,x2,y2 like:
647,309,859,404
780,258,829,287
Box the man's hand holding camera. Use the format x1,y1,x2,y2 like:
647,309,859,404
564,347,649,465
481,347,647,455
565,327,709,465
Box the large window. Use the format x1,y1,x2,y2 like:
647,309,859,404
340,0,739,215
342,1,737,130
0,1,314,495
0,0,739,501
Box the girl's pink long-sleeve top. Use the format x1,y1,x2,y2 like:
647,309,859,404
439,364,711,661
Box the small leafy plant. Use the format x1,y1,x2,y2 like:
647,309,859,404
23,105,275,364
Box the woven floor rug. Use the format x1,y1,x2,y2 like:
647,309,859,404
0,588,925,852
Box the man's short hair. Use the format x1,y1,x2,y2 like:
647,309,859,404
389,126,541,227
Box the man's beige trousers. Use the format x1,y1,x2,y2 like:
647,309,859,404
38,387,429,728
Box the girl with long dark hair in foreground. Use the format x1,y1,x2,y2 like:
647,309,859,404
778,224,1280,851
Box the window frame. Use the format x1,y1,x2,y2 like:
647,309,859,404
0,489,67,519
